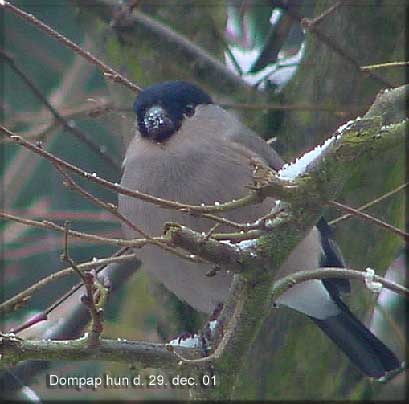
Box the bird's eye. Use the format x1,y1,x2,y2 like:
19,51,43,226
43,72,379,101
184,104,195,117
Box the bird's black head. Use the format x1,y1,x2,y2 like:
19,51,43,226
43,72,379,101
133,81,213,142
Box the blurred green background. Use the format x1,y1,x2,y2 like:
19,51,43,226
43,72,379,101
1,0,406,400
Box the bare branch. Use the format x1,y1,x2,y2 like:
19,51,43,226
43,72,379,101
0,210,149,247
330,182,408,225
361,61,409,71
0,335,200,370
271,267,409,302
0,253,139,316
0,124,261,214
220,101,365,115
1,265,406,369
329,200,408,240
1,1,142,93
35,247,131,333
54,165,202,263
72,0,250,94
303,0,345,27
61,222,104,347
165,224,246,275
280,2,396,88
0,48,120,170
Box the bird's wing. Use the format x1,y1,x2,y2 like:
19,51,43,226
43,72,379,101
221,119,284,170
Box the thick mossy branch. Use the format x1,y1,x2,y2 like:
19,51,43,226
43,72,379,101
0,334,201,370
365,86,407,123
164,224,264,278
70,0,251,95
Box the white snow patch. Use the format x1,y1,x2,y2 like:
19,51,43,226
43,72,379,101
168,334,201,349
236,239,258,250
336,119,355,134
278,136,337,181
364,267,383,293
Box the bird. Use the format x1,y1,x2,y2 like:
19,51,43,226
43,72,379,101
118,80,400,378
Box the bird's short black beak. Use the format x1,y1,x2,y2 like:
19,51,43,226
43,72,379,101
143,105,176,141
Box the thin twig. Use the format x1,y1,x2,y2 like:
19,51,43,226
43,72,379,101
13,120,60,143
8,313,48,334
0,125,259,214
361,61,409,71
211,230,263,242
195,212,259,231
40,247,129,332
220,101,364,114
0,47,120,170
61,222,87,282
54,164,203,263
279,2,395,88
3,96,113,128
304,0,345,27
0,253,138,316
1,1,142,93
5,208,115,222
203,223,222,241
329,200,408,240
271,267,409,300
2,98,115,145
0,210,149,247
61,222,103,346
330,182,408,225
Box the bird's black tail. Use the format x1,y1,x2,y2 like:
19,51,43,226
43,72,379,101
314,217,400,377
311,300,400,377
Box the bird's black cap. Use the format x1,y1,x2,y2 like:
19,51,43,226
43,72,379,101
133,81,213,142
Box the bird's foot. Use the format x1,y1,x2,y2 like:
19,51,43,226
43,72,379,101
167,303,224,354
